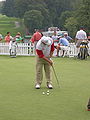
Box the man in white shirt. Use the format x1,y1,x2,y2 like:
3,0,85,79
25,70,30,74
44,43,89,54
75,26,87,48
75,26,88,58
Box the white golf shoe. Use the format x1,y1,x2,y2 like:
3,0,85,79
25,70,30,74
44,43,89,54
47,84,53,89
35,84,40,89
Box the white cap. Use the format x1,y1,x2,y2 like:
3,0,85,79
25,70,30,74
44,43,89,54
64,32,68,35
41,36,52,45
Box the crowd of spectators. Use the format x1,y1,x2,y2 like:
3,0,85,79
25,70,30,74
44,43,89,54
0,32,23,43
0,27,90,58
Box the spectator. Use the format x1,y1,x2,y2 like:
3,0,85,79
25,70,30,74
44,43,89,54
15,32,23,43
9,37,17,58
35,36,54,89
0,34,3,41
30,29,42,49
5,32,13,43
64,32,73,42
56,36,69,57
52,31,59,47
51,31,59,57
75,26,87,48
75,26,88,58
88,32,90,41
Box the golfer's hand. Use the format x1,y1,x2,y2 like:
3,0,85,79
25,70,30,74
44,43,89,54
49,60,53,66
43,56,53,66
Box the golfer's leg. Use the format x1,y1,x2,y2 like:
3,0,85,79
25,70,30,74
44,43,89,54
36,57,43,85
44,63,52,84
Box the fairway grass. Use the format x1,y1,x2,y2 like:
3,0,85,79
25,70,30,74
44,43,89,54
0,56,90,120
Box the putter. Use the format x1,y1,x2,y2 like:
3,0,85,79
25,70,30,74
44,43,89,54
52,65,60,88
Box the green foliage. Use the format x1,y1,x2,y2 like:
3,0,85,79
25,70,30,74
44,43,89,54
1,0,90,34
58,11,72,30
75,0,90,32
14,0,30,18
70,0,83,10
2,0,15,17
64,16,78,38
24,10,44,33
0,1,3,13
1,0,78,31
28,3,51,29
64,0,90,36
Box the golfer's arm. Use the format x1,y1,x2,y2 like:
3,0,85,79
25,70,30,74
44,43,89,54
36,49,52,65
43,56,52,64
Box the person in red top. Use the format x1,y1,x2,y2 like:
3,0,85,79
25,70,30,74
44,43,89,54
5,32,13,43
30,29,42,49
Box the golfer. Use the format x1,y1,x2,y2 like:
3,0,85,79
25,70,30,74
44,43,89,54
35,36,54,89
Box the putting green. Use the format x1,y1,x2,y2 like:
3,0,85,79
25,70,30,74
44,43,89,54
0,56,90,120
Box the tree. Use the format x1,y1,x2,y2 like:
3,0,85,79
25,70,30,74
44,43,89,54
0,2,3,13
14,0,30,18
70,0,83,10
64,0,90,37
75,0,90,32
24,10,44,33
2,0,15,17
45,0,74,27
2,0,87,34
58,11,72,30
28,3,51,30
64,16,78,38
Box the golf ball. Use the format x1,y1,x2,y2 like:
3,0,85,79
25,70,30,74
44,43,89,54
42,92,45,95
47,92,49,95
47,90,49,93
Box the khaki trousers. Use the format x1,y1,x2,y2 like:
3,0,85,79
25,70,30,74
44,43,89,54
76,39,84,48
36,56,52,85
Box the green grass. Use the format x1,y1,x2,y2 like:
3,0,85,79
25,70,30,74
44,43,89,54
0,14,25,37
0,56,90,120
